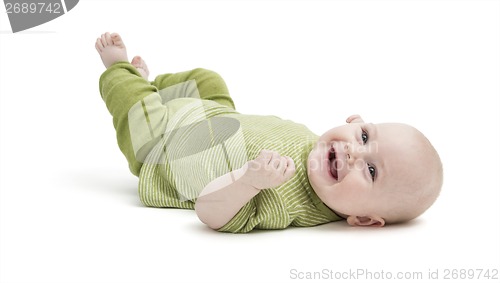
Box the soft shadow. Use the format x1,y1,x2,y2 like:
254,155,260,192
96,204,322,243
64,170,140,206
307,217,425,233
186,222,221,235
185,221,350,236
185,222,294,237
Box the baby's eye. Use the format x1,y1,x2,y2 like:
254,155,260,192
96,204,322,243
368,164,376,181
361,130,368,144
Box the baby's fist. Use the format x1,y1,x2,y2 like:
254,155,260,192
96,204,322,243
243,150,296,190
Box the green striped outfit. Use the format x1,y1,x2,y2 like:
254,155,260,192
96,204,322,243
99,62,342,233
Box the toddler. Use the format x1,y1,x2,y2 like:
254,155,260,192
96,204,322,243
96,32,443,233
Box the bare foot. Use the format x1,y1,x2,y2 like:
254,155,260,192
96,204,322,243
131,56,150,80
95,32,128,69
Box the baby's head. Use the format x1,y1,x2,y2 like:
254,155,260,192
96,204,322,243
307,115,442,227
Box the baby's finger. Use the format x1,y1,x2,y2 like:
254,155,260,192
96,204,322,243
277,156,287,174
284,157,296,178
269,151,281,167
258,149,273,162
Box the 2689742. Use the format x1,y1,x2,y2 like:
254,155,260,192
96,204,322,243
5,2,62,14
443,269,498,280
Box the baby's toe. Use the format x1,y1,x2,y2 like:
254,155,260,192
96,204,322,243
131,55,141,66
105,32,113,46
95,38,103,52
111,33,125,47
100,33,107,47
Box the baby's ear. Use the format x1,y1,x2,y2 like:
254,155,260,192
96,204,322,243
346,114,364,124
347,215,385,227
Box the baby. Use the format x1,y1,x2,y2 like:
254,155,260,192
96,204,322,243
96,32,443,233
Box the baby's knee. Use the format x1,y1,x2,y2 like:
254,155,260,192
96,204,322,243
191,68,217,75
191,68,228,93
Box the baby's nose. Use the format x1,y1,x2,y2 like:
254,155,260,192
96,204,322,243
345,144,355,165
345,143,364,164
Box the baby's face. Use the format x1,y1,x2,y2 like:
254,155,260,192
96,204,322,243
307,116,425,224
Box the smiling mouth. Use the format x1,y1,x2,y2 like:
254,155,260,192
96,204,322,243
328,145,338,180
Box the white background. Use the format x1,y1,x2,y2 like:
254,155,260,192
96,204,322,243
1,1,499,283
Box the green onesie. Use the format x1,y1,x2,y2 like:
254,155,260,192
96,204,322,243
99,62,342,233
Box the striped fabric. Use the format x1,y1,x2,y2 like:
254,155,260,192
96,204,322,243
138,98,342,233
99,63,342,233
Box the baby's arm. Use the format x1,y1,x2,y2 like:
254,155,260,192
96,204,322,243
195,150,296,230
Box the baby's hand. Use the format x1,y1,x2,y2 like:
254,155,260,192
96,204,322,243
241,150,296,190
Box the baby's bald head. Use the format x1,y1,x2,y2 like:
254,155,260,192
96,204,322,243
379,125,443,224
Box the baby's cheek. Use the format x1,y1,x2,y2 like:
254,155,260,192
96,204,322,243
331,177,368,215
338,173,368,199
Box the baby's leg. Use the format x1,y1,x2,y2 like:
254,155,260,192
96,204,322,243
95,33,231,106
151,69,235,110
97,32,166,176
